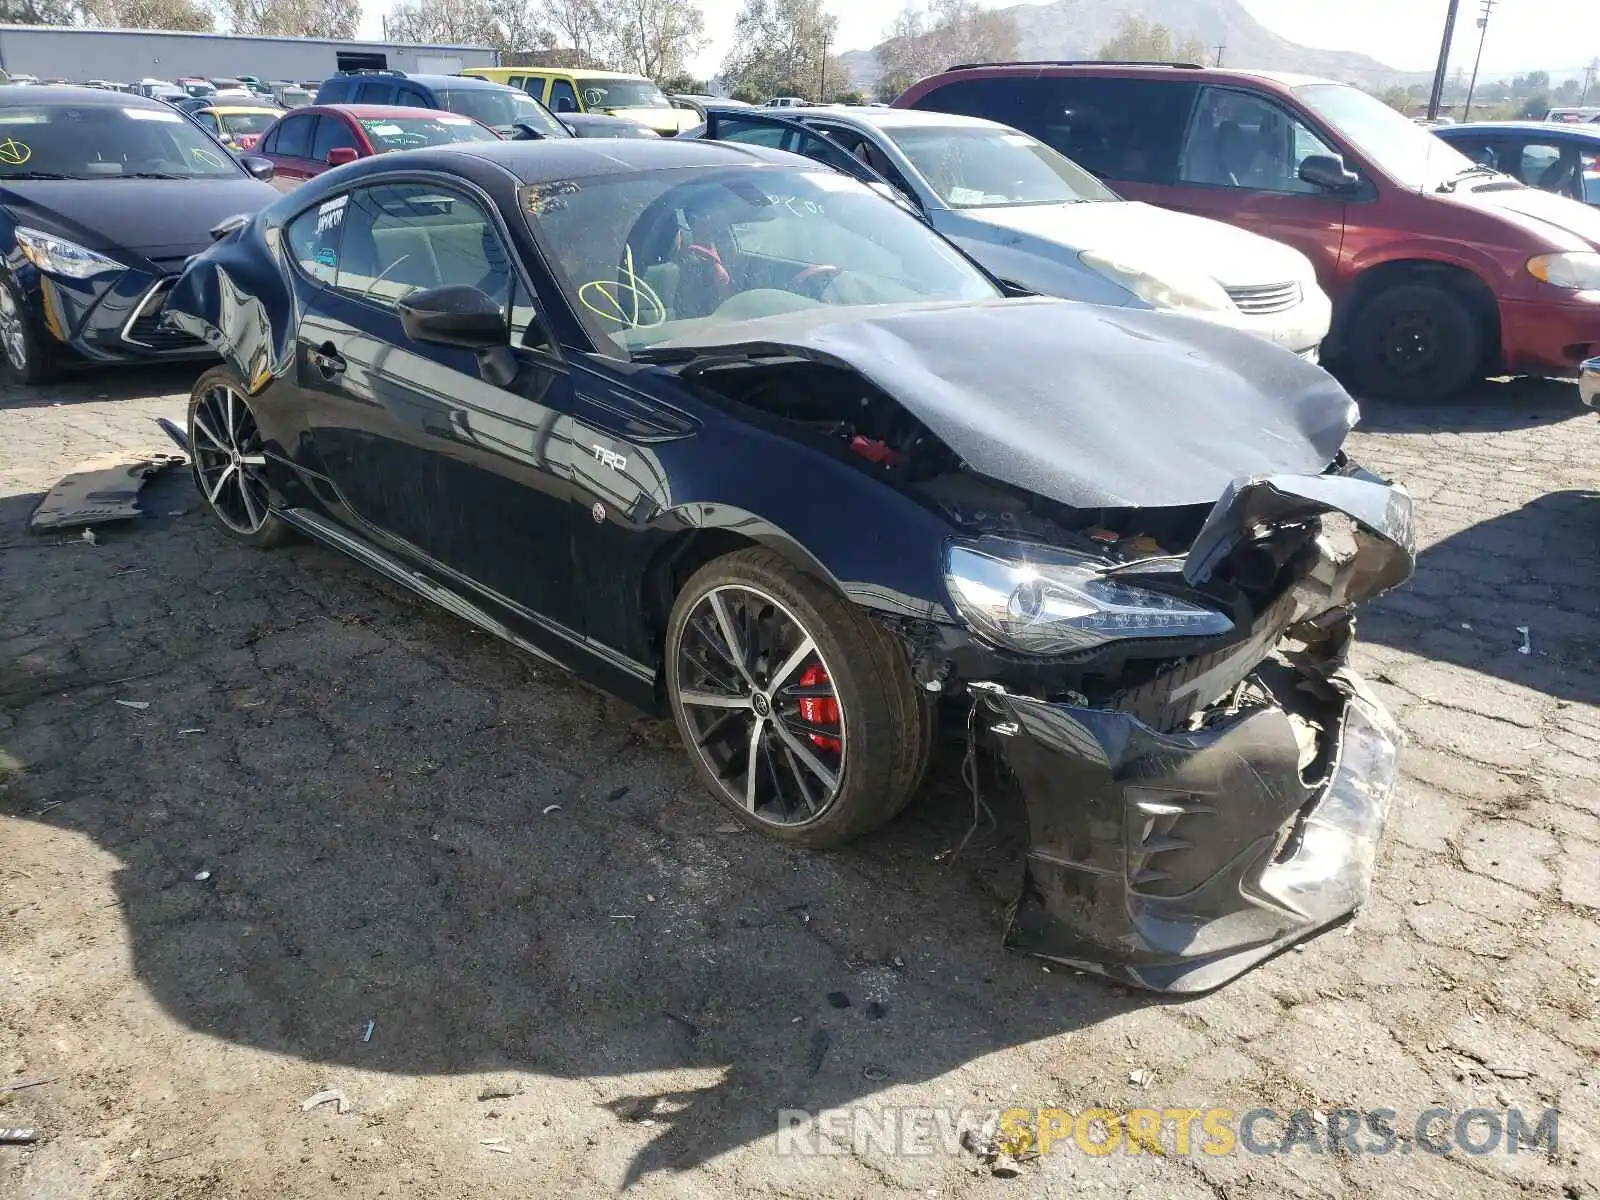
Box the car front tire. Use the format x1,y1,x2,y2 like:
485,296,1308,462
1345,281,1483,401
0,273,61,386
665,548,931,848
187,366,294,548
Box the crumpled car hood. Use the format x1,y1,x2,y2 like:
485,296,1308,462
652,297,1357,509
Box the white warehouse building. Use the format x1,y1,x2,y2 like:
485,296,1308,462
0,24,498,85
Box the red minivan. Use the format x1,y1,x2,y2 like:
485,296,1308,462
255,104,499,193
898,63,1600,399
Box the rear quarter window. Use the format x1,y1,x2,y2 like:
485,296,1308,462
913,74,1198,185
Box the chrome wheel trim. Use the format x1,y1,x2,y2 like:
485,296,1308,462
0,283,28,371
191,384,271,535
673,583,846,827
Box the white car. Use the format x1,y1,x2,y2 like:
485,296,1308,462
695,106,1331,358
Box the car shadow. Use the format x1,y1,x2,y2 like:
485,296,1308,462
0,486,1167,1187
1349,375,1585,434
0,363,200,410
1360,488,1600,706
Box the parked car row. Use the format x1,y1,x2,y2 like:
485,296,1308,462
884,62,1600,400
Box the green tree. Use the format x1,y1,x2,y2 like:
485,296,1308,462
1094,15,1206,66
875,0,1018,102
225,0,360,38
721,0,836,102
603,0,706,81
82,0,214,28
1378,85,1409,112
540,0,606,65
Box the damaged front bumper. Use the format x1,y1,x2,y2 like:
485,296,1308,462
962,469,1414,993
979,662,1398,994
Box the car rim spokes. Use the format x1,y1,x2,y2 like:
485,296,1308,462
0,286,26,369
192,384,270,534
677,585,844,826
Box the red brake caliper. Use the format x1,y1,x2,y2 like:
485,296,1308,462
796,664,842,752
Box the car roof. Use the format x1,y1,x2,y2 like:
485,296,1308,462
427,136,808,182
524,68,644,80
1440,120,1600,139
719,104,1004,132
914,62,1338,90
0,84,161,105
203,104,281,115
310,103,482,120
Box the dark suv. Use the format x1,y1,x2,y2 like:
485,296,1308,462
899,62,1600,399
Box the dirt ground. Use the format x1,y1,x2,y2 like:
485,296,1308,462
2,364,1597,1199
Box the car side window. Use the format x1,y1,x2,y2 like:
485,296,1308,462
1007,77,1197,184
715,117,788,149
274,114,315,158
1179,87,1339,193
808,123,920,199
312,115,358,160
549,79,580,113
355,81,395,104
1513,141,1578,193
331,182,515,311
394,88,429,107
259,124,279,154
285,195,346,286
1450,137,1500,169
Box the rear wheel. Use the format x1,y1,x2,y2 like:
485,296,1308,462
1344,282,1483,401
187,367,294,548
665,549,930,848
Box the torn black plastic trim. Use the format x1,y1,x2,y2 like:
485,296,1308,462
980,662,1400,994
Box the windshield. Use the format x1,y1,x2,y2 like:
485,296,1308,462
577,78,670,110
357,113,499,152
523,164,999,356
884,124,1118,207
0,104,243,179
1295,83,1475,190
436,87,567,136
218,111,278,136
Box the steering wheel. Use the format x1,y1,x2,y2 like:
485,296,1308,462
791,264,841,298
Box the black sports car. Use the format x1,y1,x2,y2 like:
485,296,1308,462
162,138,1416,993
0,86,278,383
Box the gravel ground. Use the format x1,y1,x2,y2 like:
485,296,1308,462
1,365,1597,1199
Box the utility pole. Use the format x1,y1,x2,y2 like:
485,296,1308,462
1463,0,1496,121
1214,43,1225,67
817,31,829,102
1427,0,1461,120
1583,57,1599,106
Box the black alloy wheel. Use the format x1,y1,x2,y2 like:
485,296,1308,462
666,549,931,848
1345,281,1482,401
187,366,293,547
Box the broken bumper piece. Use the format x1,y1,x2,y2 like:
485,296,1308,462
980,664,1400,994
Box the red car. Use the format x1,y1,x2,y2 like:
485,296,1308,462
898,63,1600,399
254,104,500,193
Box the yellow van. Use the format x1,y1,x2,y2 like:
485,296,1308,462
458,67,697,136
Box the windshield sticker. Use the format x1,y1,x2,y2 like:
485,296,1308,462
189,148,226,169
125,108,183,122
946,186,984,206
365,122,404,136
315,247,338,269
522,179,580,215
316,194,347,234
438,115,473,124
0,138,31,165
579,246,666,328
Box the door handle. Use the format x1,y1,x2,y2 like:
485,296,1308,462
310,341,347,379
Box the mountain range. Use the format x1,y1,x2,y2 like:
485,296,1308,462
840,0,1433,94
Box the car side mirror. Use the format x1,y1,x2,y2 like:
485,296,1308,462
239,154,275,181
325,146,359,167
399,284,518,385
1298,154,1360,192
510,122,543,141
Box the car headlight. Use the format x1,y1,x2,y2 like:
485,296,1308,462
944,544,1234,655
1078,249,1233,313
15,226,124,279
1527,252,1600,290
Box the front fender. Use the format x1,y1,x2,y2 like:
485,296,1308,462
161,230,294,394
